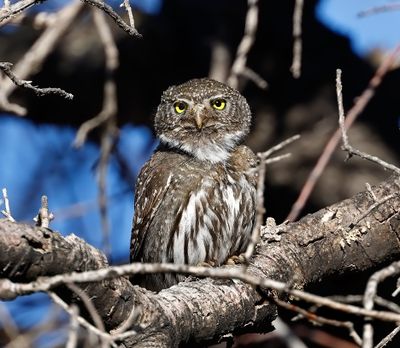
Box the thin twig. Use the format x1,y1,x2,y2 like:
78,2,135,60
0,62,73,100
3,262,400,324
363,261,400,348
3,0,11,9
2,188,12,218
93,8,119,259
0,0,41,24
392,284,400,297
329,295,400,314
98,130,115,259
349,193,398,231
264,153,292,165
0,1,84,116
81,0,141,37
49,292,126,347
208,40,231,82
9,11,59,29
74,111,112,147
67,283,110,348
74,8,119,147
1,188,15,222
286,45,400,221
273,317,308,348
0,0,140,116
242,136,300,261
240,67,268,89
120,0,135,28
365,183,378,201
0,89,26,115
66,304,79,348
1,0,141,36
290,0,304,79
110,305,141,335
375,326,400,348
0,303,30,348
227,0,266,90
358,4,400,17
243,155,266,261
275,298,362,346
4,307,63,348
258,134,301,161
336,69,400,175
67,283,106,333
74,8,120,258
33,195,54,228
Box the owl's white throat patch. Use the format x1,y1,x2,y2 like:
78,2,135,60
159,131,244,163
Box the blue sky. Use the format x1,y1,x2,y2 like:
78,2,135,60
317,0,400,56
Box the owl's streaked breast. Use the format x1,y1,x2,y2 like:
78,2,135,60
168,172,255,266
131,145,257,290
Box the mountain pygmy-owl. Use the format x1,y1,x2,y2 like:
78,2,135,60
131,78,257,291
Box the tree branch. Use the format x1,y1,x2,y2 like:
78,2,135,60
0,176,399,347
0,62,73,100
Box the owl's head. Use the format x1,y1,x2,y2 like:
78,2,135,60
155,78,251,163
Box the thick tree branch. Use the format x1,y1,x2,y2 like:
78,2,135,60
0,176,399,347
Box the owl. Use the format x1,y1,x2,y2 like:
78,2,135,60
130,78,258,291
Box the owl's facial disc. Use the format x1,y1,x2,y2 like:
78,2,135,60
159,96,246,163
171,96,229,131
156,78,252,164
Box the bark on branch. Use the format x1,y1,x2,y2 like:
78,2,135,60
0,176,399,347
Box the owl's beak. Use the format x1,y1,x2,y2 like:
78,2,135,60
192,105,207,130
194,114,204,130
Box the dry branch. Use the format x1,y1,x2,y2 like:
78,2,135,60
227,0,267,90
0,0,140,116
1,188,15,222
287,46,400,221
336,69,400,175
290,0,304,78
358,4,400,17
241,135,300,261
0,62,73,100
82,0,141,37
0,1,84,116
74,7,120,257
0,175,399,347
1,0,141,38
0,0,41,24
33,195,54,228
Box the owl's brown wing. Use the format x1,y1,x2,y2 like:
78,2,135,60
130,148,196,263
130,154,173,262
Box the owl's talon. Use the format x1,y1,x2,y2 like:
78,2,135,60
197,260,215,268
226,254,247,265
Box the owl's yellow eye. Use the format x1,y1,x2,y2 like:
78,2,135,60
174,101,187,114
211,98,226,110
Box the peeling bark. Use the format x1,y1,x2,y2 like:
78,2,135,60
0,175,399,347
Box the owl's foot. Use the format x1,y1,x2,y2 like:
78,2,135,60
197,260,216,268
226,254,247,265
